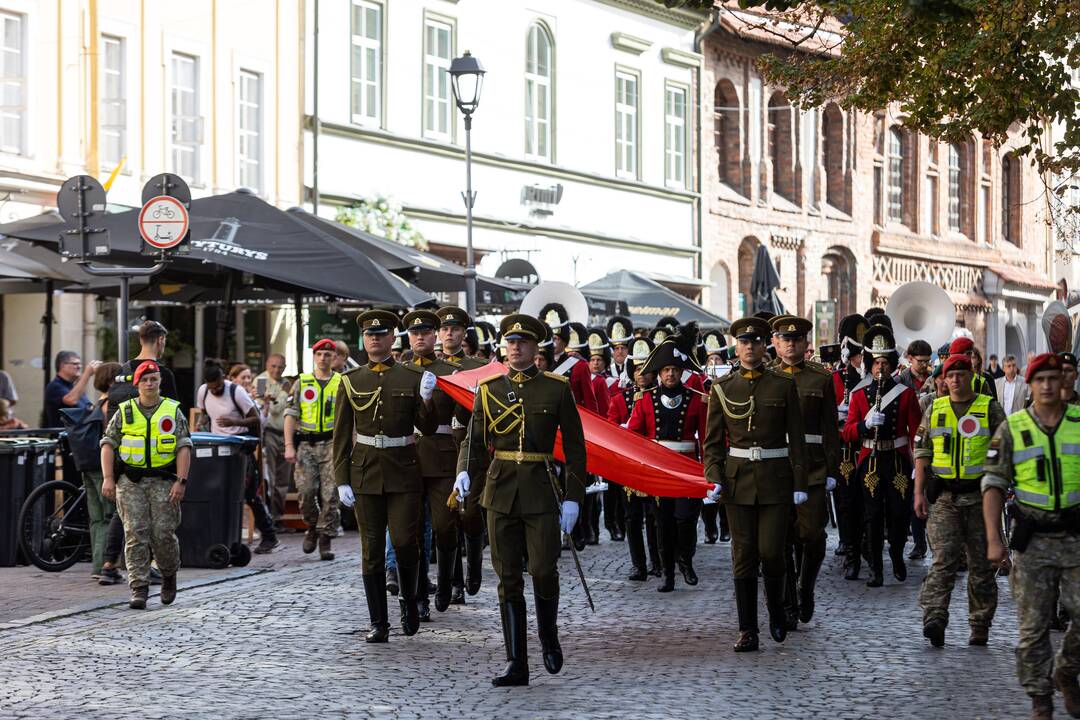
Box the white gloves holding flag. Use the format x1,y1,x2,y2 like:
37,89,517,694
453,471,471,501
586,480,609,495
706,483,723,502
560,500,580,535
419,370,438,402
826,476,838,492
865,410,886,429
338,484,355,508
793,491,808,505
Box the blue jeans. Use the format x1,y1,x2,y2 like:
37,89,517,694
385,497,432,571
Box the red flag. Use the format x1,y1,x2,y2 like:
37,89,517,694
437,362,710,498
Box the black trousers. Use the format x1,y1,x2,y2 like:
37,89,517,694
657,497,702,577
626,494,659,570
604,482,627,535
854,451,912,566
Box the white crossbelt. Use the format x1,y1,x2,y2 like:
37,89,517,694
805,434,823,444
655,439,696,452
728,446,789,461
861,436,909,450
434,424,453,435
355,433,415,449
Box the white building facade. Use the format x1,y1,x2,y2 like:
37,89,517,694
304,0,708,289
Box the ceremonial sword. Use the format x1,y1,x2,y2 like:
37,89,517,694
545,459,596,613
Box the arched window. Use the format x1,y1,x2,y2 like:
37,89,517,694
948,143,965,233
737,236,760,315
709,261,731,320
887,128,905,224
714,80,743,194
1002,152,1021,245
821,247,856,322
822,104,846,212
768,92,795,203
525,23,553,161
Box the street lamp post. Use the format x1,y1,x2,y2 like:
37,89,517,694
449,51,485,317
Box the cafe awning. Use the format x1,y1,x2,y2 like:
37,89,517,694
580,270,728,329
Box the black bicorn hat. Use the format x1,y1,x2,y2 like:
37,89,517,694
641,322,701,376
838,313,869,349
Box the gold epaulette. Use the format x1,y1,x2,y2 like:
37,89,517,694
478,373,506,386
543,371,569,383
766,367,794,380
633,390,644,402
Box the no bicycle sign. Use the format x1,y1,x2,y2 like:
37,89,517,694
138,195,189,250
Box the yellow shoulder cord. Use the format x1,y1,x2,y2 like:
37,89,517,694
479,382,524,438
712,383,755,431
340,375,382,418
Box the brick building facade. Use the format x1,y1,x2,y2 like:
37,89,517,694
699,8,1055,359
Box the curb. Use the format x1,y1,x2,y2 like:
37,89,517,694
0,566,271,632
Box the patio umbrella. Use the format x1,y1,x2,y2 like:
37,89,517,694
580,270,727,328
749,245,787,317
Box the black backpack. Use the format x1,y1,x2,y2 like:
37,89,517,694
58,400,106,472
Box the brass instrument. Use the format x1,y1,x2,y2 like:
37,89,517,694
864,372,885,495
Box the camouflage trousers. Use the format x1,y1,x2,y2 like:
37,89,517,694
115,476,180,589
1012,532,1080,696
295,440,339,536
918,490,998,628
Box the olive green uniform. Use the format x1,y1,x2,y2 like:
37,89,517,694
457,365,587,603
443,350,489,539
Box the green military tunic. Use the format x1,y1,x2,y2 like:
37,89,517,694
442,350,488,537
332,358,437,573
457,364,587,602
410,354,461,552
703,365,809,579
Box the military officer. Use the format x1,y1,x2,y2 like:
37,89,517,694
100,360,191,609
770,315,842,629
455,313,587,687
703,316,809,652
437,305,488,601
983,353,1080,720
627,324,709,593
913,354,1004,648
284,338,341,561
333,309,439,643
402,309,462,616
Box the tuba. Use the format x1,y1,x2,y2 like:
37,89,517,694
1042,300,1072,354
519,281,590,326
885,281,956,353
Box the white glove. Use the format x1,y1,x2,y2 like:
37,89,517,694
865,410,885,428
826,476,837,492
586,480,609,495
337,484,355,508
793,491,808,505
453,471,471,501
706,482,723,502
560,500,580,535
419,370,437,402
837,402,849,417
620,421,630,429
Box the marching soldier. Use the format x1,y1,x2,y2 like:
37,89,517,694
833,314,869,562
332,309,439,643
626,324,709,593
437,305,488,601
100,360,191,609
284,339,341,561
607,315,634,383
770,315,842,628
454,313,587,686
703,317,809,652
983,353,1080,720
841,324,921,587
700,329,731,544
402,309,462,616
913,354,1004,647
589,328,625,542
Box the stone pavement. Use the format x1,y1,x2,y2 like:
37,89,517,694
0,530,1038,719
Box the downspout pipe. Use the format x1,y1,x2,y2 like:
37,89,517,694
694,9,723,291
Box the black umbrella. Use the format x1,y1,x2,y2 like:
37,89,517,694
580,270,727,328
286,208,531,299
0,190,432,308
749,245,787,317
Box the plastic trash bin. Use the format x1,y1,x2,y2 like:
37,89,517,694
7,437,60,567
177,433,259,569
0,439,31,566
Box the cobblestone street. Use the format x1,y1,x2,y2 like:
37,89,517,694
0,531,1032,719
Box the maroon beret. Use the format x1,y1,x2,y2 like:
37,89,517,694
132,360,160,384
311,338,336,353
948,337,974,355
1025,352,1063,384
941,355,973,375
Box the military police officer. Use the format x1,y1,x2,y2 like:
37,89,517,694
770,315,841,629
332,309,439,643
455,313,587,687
703,316,809,652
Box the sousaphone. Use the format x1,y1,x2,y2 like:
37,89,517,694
885,281,956,352
519,281,589,325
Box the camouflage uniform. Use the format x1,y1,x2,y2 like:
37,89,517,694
285,384,340,536
983,411,1080,697
915,398,1005,630
100,400,191,589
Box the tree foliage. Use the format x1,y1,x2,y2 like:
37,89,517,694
659,0,1080,178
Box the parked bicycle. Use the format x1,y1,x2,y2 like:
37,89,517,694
19,479,90,572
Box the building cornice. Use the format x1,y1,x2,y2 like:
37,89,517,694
310,118,699,204
661,47,702,68
591,0,710,30
315,191,701,258
611,32,653,54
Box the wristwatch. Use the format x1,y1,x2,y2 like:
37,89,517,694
177,477,188,485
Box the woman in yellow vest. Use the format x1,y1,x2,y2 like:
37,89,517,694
912,354,1005,649
983,353,1080,720
99,360,192,610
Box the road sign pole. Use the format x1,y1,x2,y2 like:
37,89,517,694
119,275,129,361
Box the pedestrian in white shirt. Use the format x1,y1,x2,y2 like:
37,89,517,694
994,354,1029,414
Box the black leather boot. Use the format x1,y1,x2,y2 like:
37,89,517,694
534,591,563,674
890,542,908,582
763,575,788,643
492,599,529,687
798,541,826,623
866,555,885,587
627,518,648,581
362,574,390,643
676,520,699,586
867,523,885,587
733,577,759,652
396,563,421,636
783,548,800,631
718,506,731,542
435,546,455,612
702,504,719,544
465,535,484,596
